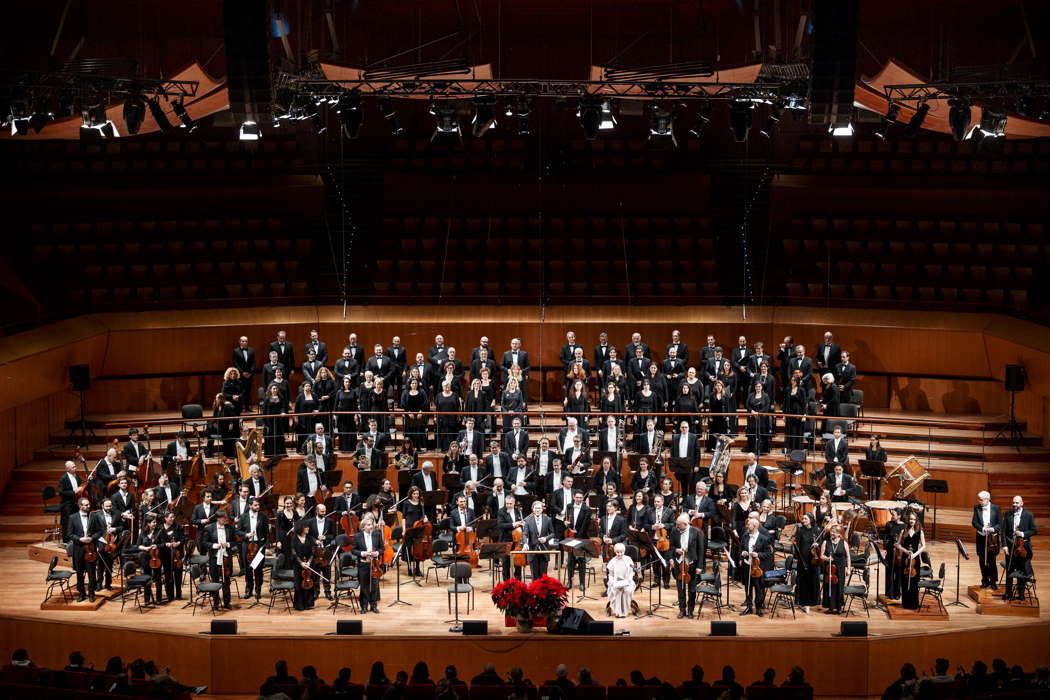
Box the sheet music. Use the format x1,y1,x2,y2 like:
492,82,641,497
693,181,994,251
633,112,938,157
250,549,264,569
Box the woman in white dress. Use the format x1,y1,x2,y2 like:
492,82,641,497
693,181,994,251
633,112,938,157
605,542,636,618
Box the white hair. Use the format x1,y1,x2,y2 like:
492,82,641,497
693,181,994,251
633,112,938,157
978,490,991,500
676,514,690,526
822,373,835,383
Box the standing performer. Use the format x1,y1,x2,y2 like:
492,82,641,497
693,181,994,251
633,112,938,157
238,498,269,600
740,516,773,616
353,515,384,613
972,491,1002,590
91,498,122,591
895,511,925,610
564,491,593,592
820,524,850,614
291,521,317,611
156,510,186,601
1002,496,1037,601
203,510,235,610
883,508,905,599
671,514,704,619
793,513,821,613
66,497,99,602
524,500,554,580
605,543,637,618
136,515,164,605
497,495,526,581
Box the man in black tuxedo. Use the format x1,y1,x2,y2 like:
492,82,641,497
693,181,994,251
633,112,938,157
58,460,82,536
542,458,566,497
816,331,842,372
628,346,651,396
669,420,700,492
89,498,122,590
333,481,361,521
496,495,526,580
303,329,328,367
745,474,770,506
411,460,439,493
563,491,593,591
232,336,257,406
748,341,771,381
268,330,296,377
661,347,686,396
162,431,195,473
650,493,676,586
334,347,360,387
300,349,322,384
191,490,218,550
703,347,725,388
598,500,628,552
386,336,407,399
229,484,252,521
972,490,1002,589
594,332,612,380
623,332,651,363
835,350,857,398
684,481,716,534
469,347,497,385
524,500,555,579
1002,495,1038,600
597,415,621,453
731,336,752,404
301,423,334,460
634,418,661,458
359,418,390,452
66,497,100,601
502,418,529,459
345,332,366,371
550,475,577,519
740,452,770,489
123,428,150,480
244,464,267,499
557,417,589,455
601,347,625,386
500,338,530,382
352,516,383,613
460,453,486,487
560,331,583,368
824,464,855,503
449,495,476,537
296,456,329,500
202,510,235,609
699,334,718,364
563,347,591,386
439,347,465,387
93,447,122,492
484,441,512,482
824,426,850,473
791,345,814,391
261,350,286,389
671,514,705,618
237,498,268,599
308,503,336,600
470,335,492,363
153,473,180,508
457,417,484,457
739,517,773,616
110,477,136,525
666,329,689,366
366,343,396,386
485,478,509,515
406,352,433,394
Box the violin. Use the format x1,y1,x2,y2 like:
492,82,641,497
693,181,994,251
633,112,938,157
985,530,1001,556
1013,531,1026,559
676,558,692,584
221,543,232,578
103,530,119,554
84,539,97,563
247,538,259,561
370,554,384,580
172,541,184,569
749,551,763,579
301,561,315,589
149,544,161,570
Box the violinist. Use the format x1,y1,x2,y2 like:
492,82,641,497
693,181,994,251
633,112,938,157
352,515,384,614
972,491,1002,589
138,487,159,525
237,498,268,600
740,515,772,616
883,507,905,599
203,509,236,610
66,497,99,602
90,497,122,591
162,430,195,473
497,494,526,580
94,447,124,492
599,500,628,553
229,484,252,520
411,459,439,494
523,500,554,580
399,486,427,577
153,473,179,509
486,478,509,515
309,503,337,601
626,490,652,535
450,495,475,537
564,491,593,592
508,455,532,497
333,481,362,523
656,476,679,511
123,428,151,483
191,489,217,551
650,494,675,588
276,495,297,553
684,481,716,534
157,510,186,601
896,510,925,610
111,477,136,526
293,492,310,520
1002,495,1037,601
296,456,329,503
819,524,849,614
672,514,704,619
291,521,317,611
793,512,820,614
136,515,164,605
631,458,657,497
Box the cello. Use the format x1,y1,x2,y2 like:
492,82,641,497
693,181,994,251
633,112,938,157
73,446,97,507
510,508,527,570
455,515,480,568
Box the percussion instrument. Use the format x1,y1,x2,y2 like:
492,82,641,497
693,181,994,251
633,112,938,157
888,456,929,498
866,500,905,527
792,495,815,521
832,502,853,514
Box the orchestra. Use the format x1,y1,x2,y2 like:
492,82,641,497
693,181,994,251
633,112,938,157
45,327,1038,624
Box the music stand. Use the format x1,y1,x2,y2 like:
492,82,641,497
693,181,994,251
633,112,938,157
321,469,343,490
358,471,386,500
387,534,413,606
593,450,618,469
922,479,948,540
396,469,415,497
869,540,888,612
858,460,886,501
479,542,512,591
422,490,446,521
800,484,823,502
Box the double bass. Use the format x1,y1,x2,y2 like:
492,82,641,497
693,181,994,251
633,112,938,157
73,446,97,507
410,512,435,563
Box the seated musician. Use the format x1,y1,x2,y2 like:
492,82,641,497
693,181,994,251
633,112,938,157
508,455,532,496
605,543,637,618
593,455,619,492
296,456,329,502
162,431,195,472
564,435,590,474
824,464,856,504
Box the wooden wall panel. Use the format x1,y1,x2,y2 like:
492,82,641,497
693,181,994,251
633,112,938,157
0,409,16,504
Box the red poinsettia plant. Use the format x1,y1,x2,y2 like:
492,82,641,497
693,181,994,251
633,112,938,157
491,575,567,618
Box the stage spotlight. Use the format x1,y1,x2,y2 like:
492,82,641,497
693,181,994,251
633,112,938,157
172,100,196,131
312,110,327,135
598,99,616,130
758,101,783,138
689,101,713,139
471,95,497,137
239,121,261,141
377,96,402,135
903,101,929,138
828,119,853,137
337,91,363,139
146,97,173,132
646,102,676,147
971,106,1006,152
947,98,971,141
874,103,900,140
123,96,146,135
8,102,30,136
430,99,461,143
728,99,753,142
505,97,532,136
578,97,615,140
1016,94,1036,118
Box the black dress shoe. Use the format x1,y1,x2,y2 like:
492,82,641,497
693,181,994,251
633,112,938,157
77,595,86,603
739,608,752,616
687,613,695,619
677,612,686,619
756,610,764,617
663,582,671,589
325,591,333,601
89,594,96,603
223,603,232,610
371,604,379,613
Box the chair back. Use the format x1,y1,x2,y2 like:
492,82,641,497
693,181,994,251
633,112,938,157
624,544,640,561
189,563,202,580
850,389,864,405
450,562,472,582
937,562,945,580
840,403,859,418
123,561,137,576
788,449,806,463
181,404,204,420
47,556,58,576
433,538,450,554
42,486,57,501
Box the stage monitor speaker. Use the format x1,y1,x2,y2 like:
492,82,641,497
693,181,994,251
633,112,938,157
336,620,362,635
1005,365,1025,392
587,621,614,635
710,621,737,636
462,620,488,635
70,364,90,391
210,620,237,635
556,607,595,635
840,621,867,637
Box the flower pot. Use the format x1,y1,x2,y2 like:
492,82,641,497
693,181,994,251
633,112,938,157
515,616,534,633
504,615,548,629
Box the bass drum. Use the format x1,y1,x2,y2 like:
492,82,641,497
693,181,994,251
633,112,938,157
866,500,904,527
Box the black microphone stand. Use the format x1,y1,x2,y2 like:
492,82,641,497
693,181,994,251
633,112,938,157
387,531,412,607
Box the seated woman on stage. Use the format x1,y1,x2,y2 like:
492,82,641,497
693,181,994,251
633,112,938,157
605,542,636,618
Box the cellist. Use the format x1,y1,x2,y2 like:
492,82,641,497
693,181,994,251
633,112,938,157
496,494,526,580
399,486,426,577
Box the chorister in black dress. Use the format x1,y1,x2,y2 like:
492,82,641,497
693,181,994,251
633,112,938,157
334,379,358,451
745,386,772,455
783,382,807,454
883,510,905,599
261,392,289,457
400,384,430,449
399,496,426,577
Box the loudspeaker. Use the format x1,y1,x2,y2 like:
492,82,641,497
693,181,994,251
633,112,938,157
710,621,737,636
336,620,362,635
210,620,237,635
70,364,90,391
1005,365,1025,392
462,620,488,635
587,621,614,636
556,607,595,635
840,621,867,637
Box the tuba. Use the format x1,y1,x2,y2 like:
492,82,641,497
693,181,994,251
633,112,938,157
708,434,734,478
651,430,665,467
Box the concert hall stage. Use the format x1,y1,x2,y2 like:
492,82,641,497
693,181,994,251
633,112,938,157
1,541,1046,698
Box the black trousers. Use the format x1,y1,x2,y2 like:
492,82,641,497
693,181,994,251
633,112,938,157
501,554,523,581
243,547,263,597
208,562,232,606
976,535,998,586
743,576,767,610
1005,554,1032,599
161,551,183,599
566,551,587,588
72,548,97,596
528,554,549,581
358,563,379,605
675,572,698,613
95,549,115,587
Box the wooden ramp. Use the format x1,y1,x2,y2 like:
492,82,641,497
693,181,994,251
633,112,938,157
878,594,949,621
969,585,1040,617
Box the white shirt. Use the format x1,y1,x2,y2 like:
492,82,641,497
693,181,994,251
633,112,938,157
463,431,476,454
646,431,656,450
572,505,582,529
67,472,78,490
747,532,759,551
421,472,434,491
458,509,468,527
678,527,689,560
162,486,172,502
537,451,549,475
307,470,319,494
981,504,992,530
562,488,573,506
315,517,326,539
250,477,262,496
176,442,188,460
316,436,326,453
495,492,505,509
562,430,576,453
364,531,374,553
216,525,227,547
677,433,689,456
490,457,504,478
606,428,617,448
79,512,89,533
605,514,615,533
103,511,113,528
248,512,258,536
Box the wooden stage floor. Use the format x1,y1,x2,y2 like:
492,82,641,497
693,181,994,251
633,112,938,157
2,541,1048,698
